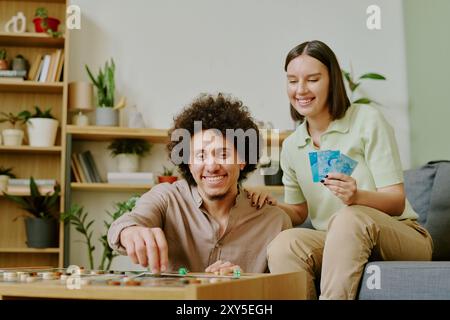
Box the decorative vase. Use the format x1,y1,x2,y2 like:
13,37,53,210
117,153,139,172
2,129,24,146
12,56,28,71
26,118,59,147
96,108,118,126
25,217,58,248
32,17,60,33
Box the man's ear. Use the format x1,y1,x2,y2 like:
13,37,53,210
240,163,246,170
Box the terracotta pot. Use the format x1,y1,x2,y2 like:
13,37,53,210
0,60,8,70
33,17,60,33
158,176,178,184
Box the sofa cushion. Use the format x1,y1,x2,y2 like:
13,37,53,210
405,161,450,260
358,261,450,300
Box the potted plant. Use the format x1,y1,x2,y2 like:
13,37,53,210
4,177,60,248
85,59,119,126
342,68,386,105
33,7,62,37
0,48,8,70
0,111,27,146
107,138,151,172
158,165,178,184
21,106,59,147
62,195,139,270
0,166,16,193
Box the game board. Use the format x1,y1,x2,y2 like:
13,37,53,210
0,267,307,300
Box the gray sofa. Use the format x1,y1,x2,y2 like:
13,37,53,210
358,160,450,299
299,161,450,299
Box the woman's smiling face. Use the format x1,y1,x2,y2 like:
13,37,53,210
286,54,331,120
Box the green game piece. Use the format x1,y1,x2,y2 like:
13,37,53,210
233,269,241,278
178,267,188,275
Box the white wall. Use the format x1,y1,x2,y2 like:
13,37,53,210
68,0,410,269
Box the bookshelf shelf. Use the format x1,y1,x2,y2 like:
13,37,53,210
0,31,65,48
0,80,64,93
71,183,152,192
66,125,293,145
67,125,170,144
0,248,60,254
0,145,62,154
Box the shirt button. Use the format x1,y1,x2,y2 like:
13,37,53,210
215,243,221,248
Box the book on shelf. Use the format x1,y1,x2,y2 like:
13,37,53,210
71,153,87,183
8,179,56,186
6,185,55,195
72,151,102,183
0,70,27,78
107,172,155,185
27,54,42,81
34,49,64,83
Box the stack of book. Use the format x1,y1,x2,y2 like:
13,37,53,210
107,172,155,185
0,70,27,82
27,49,65,82
6,178,56,194
71,151,102,183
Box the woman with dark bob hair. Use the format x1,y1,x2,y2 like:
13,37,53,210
250,40,433,299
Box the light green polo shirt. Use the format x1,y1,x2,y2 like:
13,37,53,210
281,104,418,230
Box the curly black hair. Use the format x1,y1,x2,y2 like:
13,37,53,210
167,93,261,186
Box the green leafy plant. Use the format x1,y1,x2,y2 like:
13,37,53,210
0,166,16,178
62,196,139,270
160,165,175,176
0,49,6,60
107,139,151,157
342,68,386,105
0,111,28,128
98,196,139,270
34,7,62,38
85,59,116,107
4,176,60,220
61,204,95,269
20,106,56,122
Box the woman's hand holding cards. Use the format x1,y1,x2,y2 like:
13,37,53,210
321,172,358,205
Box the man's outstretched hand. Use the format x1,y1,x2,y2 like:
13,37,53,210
120,226,169,273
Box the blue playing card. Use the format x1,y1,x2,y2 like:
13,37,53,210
317,150,340,181
308,152,319,182
332,153,358,176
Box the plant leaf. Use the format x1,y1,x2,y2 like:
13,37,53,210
353,98,372,104
359,73,386,80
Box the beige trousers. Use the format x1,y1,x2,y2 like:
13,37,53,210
267,205,433,300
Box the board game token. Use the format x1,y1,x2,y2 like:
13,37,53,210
125,280,141,286
178,267,188,275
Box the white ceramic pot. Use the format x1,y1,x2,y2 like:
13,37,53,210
96,107,118,126
2,129,24,146
26,118,59,147
117,153,139,172
0,175,9,193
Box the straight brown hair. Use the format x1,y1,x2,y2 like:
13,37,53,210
285,40,350,123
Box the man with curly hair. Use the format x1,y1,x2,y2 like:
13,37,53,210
108,93,291,274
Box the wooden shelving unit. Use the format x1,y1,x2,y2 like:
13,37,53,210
0,80,64,93
0,0,69,268
0,145,62,154
71,183,152,192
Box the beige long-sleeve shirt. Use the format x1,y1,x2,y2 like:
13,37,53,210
108,180,292,273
